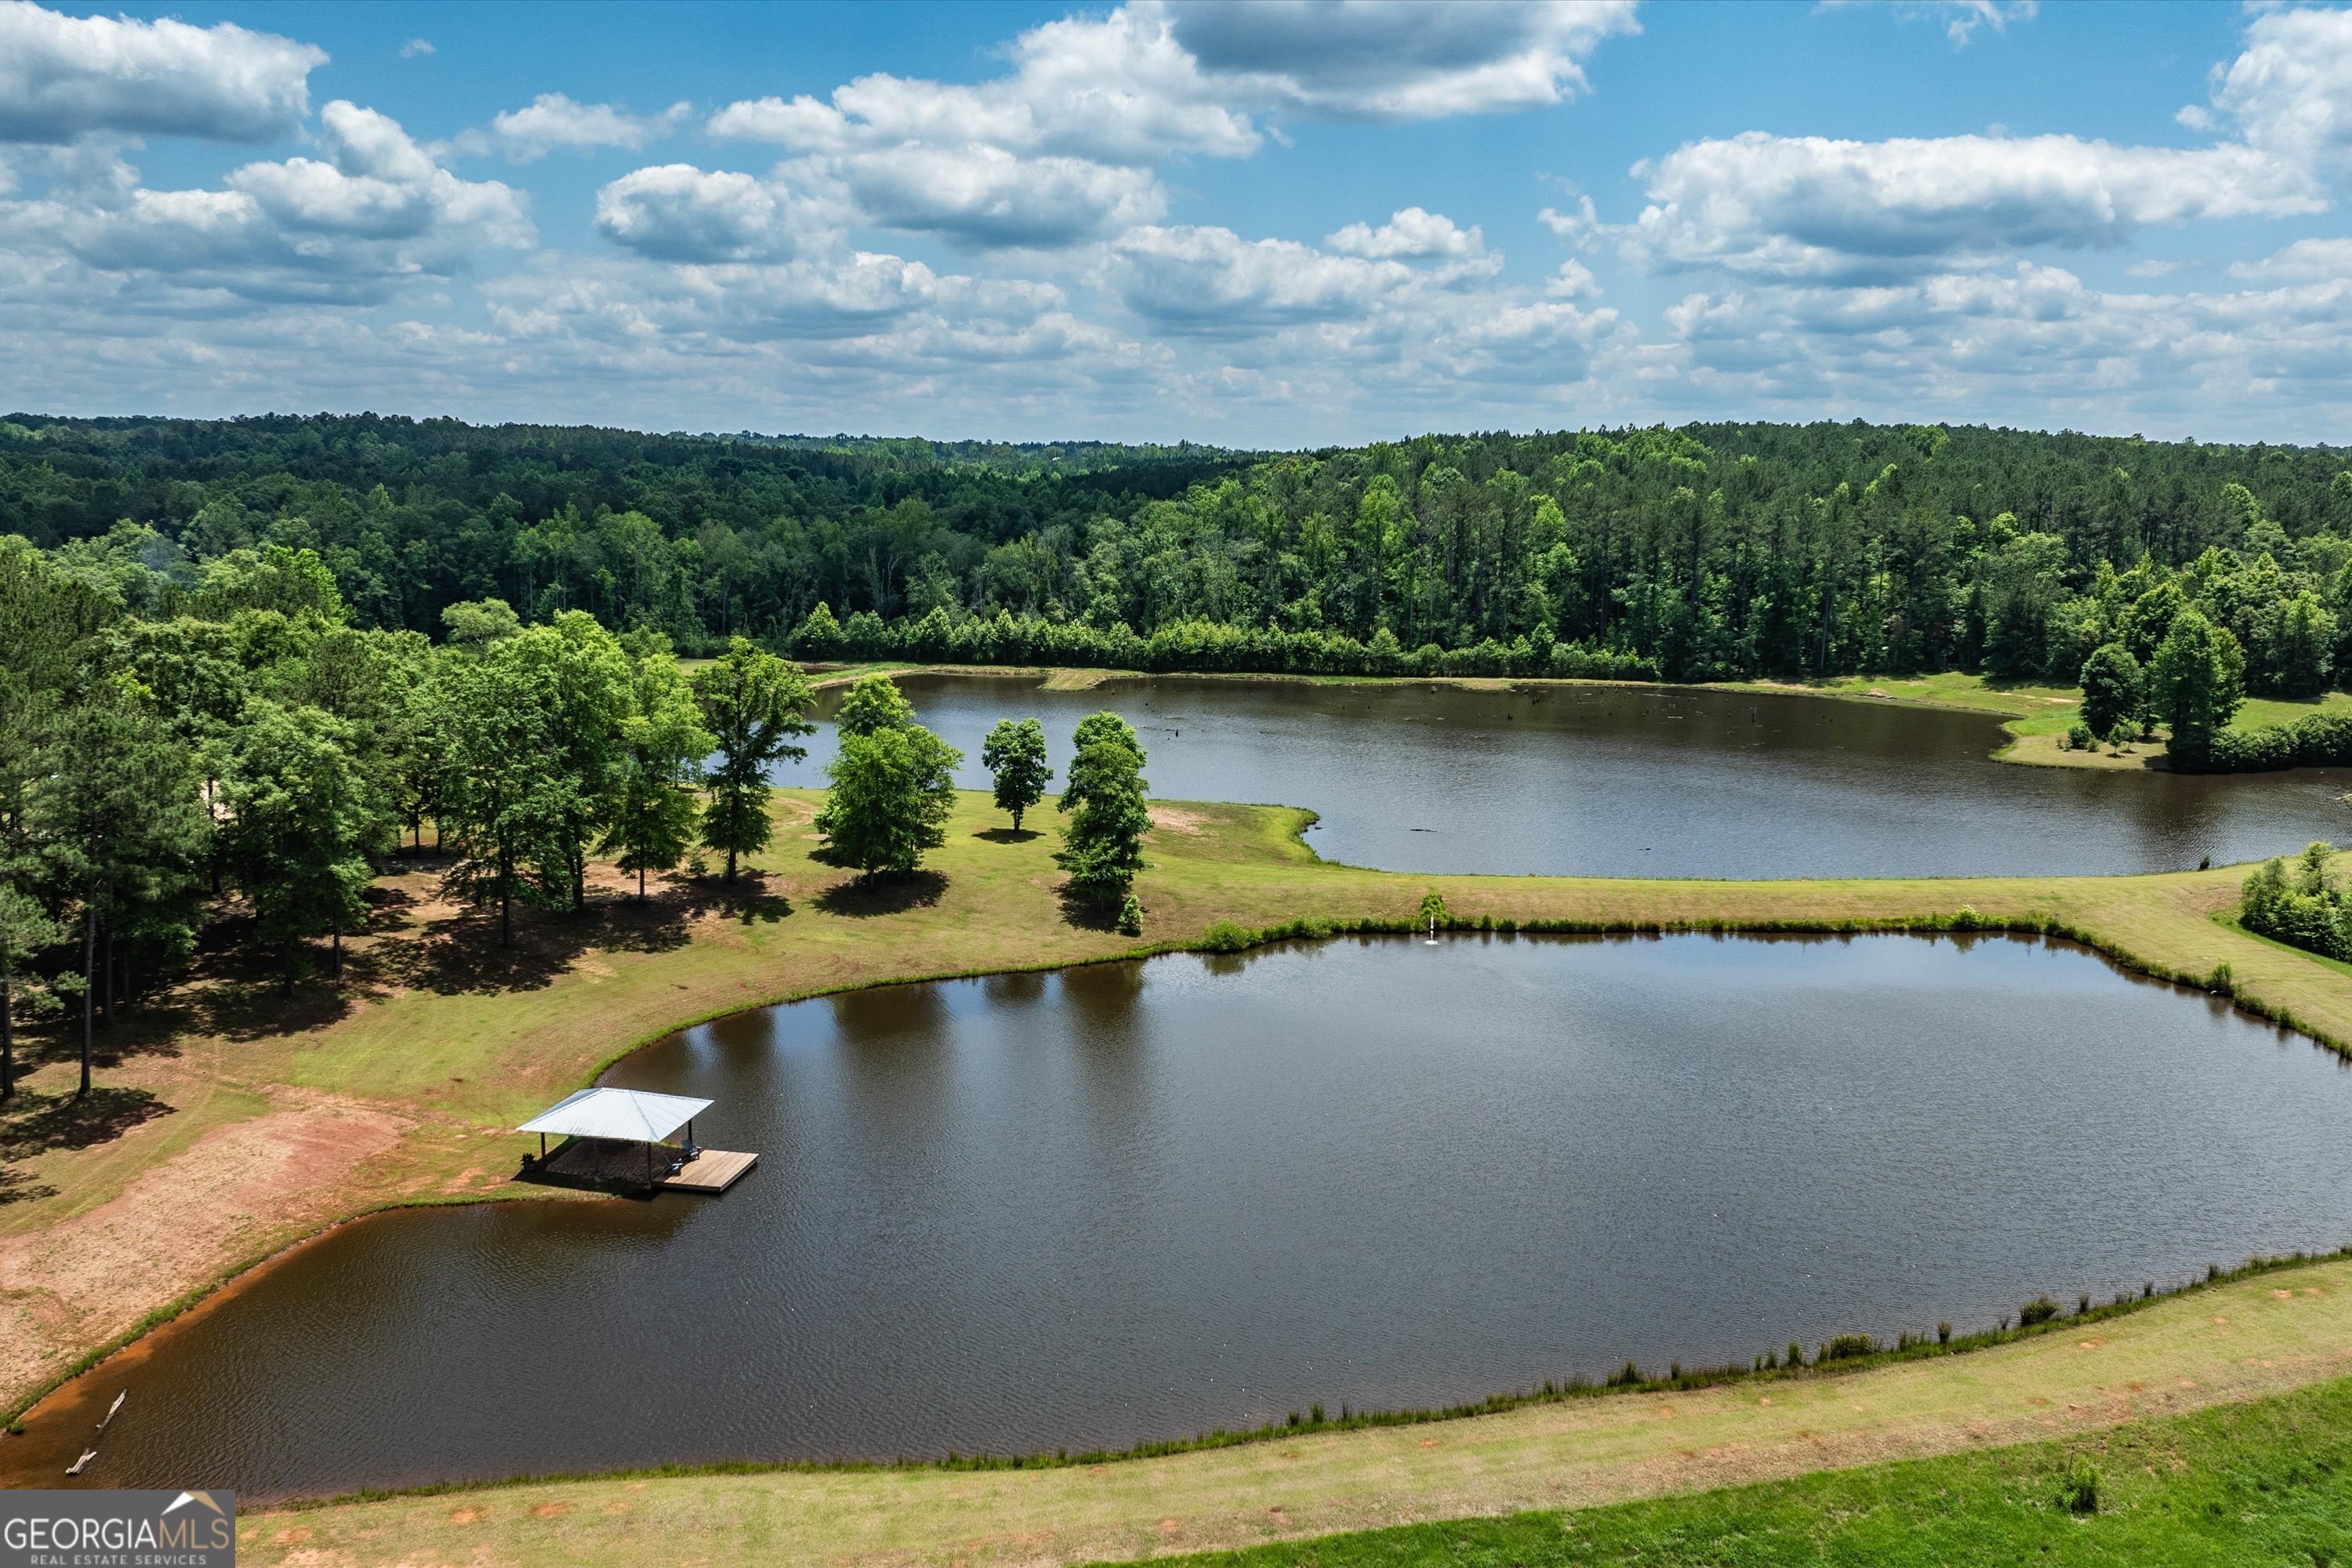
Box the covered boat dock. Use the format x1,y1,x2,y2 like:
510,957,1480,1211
517,1087,757,1193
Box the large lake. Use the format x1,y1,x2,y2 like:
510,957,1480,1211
773,675,2352,878
24,935,2350,1499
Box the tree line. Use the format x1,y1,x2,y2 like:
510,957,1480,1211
0,534,1152,1105
7,414,2350,694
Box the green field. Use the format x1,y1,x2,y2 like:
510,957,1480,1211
1109,1374,2352,1568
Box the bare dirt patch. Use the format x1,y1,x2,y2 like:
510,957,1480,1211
0,1100,408,1407
1149,805,1210,837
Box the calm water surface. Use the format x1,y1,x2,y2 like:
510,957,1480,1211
774,675,2352,877
24,935,2351,1498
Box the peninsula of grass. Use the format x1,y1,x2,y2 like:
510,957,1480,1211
9,780,2352,1556
812,661,2352,776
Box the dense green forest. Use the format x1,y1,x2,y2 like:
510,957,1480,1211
7,412,2350,691
6,410,2352,1098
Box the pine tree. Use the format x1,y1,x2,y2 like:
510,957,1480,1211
31,683,207,1097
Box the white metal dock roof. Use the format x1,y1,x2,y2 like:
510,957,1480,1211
518,1087,712,1145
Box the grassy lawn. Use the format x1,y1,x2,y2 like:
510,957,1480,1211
1713,670,2082,721
1107,1372,2352,1568
228,1255,2352,1566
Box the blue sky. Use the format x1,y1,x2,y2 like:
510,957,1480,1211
4,1,2350,445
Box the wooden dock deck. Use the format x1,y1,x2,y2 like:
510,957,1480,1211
523,1137,759,1195
660,1149,758,1192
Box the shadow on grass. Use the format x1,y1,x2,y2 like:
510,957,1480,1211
815,870,948,917
37,855,826,1067
974,827,1040,844
670,874,793,925
0,1084,174,1160
1056,886,1123,933
351,880,702,1001
0,1166,57,1205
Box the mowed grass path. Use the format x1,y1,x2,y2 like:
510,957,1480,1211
236,1258,2352,1566
1116,1372,2352,1568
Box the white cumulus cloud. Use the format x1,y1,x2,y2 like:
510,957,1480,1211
1326,206,1484,260
0,0,325,144
595,165,796,263
709,7,1256,166
455,93,693,162
5,100,531,303
2230,236,2352,285
705,2,1633,249
1624,131,2321,280
2205,5,2352,178
818,144,1165,249
1156,0,1639,120
1108,223,1414,333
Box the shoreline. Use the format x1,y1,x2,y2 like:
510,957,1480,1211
808,660,2352,775
229,1254,2352,1564
7,786,2351,1551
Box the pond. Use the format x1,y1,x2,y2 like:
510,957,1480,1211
772,675,2352,879
20,933,2350,1499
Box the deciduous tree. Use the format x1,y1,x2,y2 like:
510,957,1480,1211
691,637,815,883
602,640,715,898
2077,643,2143,742
816,723,962,877
2150,607,2245,768
833,671,915,738
981,717,1051,830
1057,712,1150,905
219,702,379,990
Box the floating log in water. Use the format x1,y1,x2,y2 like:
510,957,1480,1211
97,1391,124,1430
66,1449,95,1476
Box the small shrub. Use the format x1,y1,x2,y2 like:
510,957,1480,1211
1819,1332,1878,1363
1937,1321,1952,1345
2058,1457,2100,1515
2077,1292,2092,1316
1200,919,1252,953
1608,1361,1644,1387
2209,961,2235,996
2020,1294,2061,1327
2065,720,2096,750
1788,1341,1804,1369
1116,894,1143,937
